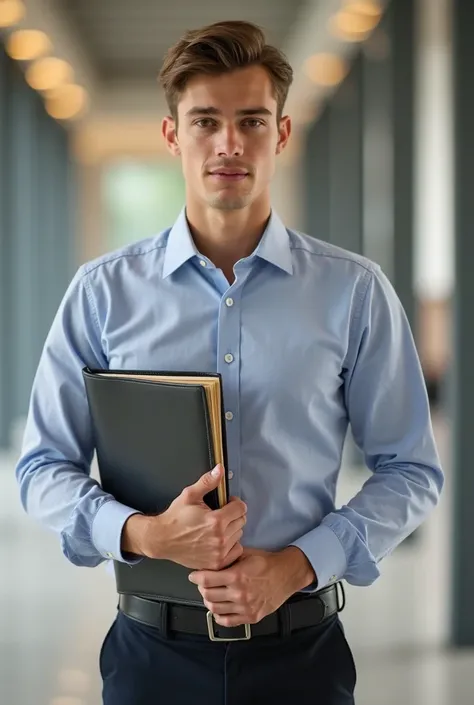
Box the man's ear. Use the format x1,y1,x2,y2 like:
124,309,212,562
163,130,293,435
276,115,291,155
162,116,180,156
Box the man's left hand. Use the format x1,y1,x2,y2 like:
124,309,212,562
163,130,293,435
188,546,316,628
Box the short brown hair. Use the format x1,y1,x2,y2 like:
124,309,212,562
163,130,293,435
159,20,293,122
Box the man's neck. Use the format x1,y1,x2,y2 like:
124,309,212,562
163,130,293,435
185,199,271,282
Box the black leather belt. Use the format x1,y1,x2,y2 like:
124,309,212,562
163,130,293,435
119,582,345,642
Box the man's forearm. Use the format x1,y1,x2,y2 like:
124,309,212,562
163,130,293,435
121,519,318,593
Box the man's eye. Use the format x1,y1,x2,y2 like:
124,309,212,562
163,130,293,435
195,119,215,128
243,119,264,128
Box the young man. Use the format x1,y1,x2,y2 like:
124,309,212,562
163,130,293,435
16,20,443,705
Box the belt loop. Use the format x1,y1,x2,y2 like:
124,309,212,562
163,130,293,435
335,582,346,613
278,603,292,638
160,601,170,639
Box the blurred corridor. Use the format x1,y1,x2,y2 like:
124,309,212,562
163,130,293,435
2,0,474,703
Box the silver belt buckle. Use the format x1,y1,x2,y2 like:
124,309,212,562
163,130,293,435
206,611,252,641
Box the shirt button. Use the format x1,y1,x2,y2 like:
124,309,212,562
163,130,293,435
225,297,234,307
224,353,234,364
199,260,207,267
225,411,234,421
106,552,114,559
228,470,234,480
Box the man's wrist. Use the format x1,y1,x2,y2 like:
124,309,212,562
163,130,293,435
277,546,318,593
121,513,152,557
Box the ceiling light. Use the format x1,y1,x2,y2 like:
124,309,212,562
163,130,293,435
45,84,88,120
25,57,73,92
0,0,25,27
343,0,382,17
304,54,348,87
330,8,382,40
6,29,52,60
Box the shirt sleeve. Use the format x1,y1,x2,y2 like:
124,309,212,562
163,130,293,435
15,266,143,567
291,264,444,591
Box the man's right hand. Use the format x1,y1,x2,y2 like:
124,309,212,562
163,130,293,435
121,464,247,570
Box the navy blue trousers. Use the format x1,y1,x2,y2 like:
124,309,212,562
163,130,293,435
100,609,357,704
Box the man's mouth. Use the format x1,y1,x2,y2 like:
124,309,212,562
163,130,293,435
209,169,249,181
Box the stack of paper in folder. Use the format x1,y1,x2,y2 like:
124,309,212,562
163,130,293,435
82,367,229,606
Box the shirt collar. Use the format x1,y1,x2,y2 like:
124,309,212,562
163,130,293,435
253,210,293,275
162,208,199,278
162,207,293,278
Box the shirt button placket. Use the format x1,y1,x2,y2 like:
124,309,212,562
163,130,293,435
217,287,242,497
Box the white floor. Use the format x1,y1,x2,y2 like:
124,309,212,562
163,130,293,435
1,414,473,705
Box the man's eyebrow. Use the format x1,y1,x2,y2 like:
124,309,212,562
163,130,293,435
185,107,221,117
184,106,273,117
236,107,273,116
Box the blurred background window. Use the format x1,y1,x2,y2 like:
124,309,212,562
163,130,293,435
102,161,185,248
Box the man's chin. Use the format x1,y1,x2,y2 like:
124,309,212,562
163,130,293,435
207,194,250,211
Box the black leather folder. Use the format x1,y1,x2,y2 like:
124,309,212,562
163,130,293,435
82,367,229,606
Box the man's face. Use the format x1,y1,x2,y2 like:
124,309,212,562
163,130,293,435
162,65,291,212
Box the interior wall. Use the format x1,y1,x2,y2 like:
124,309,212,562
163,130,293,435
0,45,76,448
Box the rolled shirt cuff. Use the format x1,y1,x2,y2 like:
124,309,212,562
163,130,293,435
92,498,143,565
290,523,347,592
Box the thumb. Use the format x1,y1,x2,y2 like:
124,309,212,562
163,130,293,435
187,464,223,500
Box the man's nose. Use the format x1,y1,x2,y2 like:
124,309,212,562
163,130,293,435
214,126,244,157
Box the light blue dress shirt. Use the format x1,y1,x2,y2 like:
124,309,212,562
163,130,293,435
15,209,444,592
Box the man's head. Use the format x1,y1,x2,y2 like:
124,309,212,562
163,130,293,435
159,21,293,213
